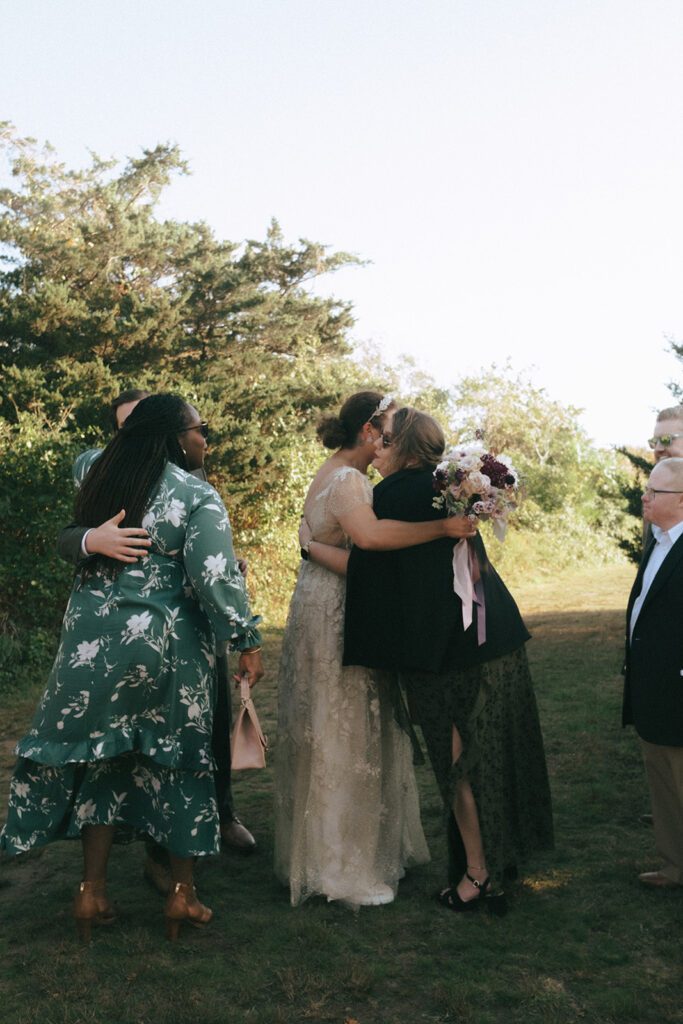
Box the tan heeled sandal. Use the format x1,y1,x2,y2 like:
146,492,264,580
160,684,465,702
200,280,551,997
164,881,212,941
73,880,118,941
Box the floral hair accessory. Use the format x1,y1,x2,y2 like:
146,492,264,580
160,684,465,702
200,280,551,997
371,395,393,420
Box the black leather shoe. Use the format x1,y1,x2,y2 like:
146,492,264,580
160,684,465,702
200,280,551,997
638,813,654,827
220,818,256,854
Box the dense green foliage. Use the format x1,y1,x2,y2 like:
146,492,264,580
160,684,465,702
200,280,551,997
0,124,641,690
0,124,375,668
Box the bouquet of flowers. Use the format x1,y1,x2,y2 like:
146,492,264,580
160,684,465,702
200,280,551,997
432,439,522,641
432,440,522,542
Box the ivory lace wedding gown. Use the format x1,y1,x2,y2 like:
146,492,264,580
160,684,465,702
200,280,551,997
274,466,429,908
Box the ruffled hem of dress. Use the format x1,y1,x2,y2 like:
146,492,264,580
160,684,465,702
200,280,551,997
14,730,215,773
0,816,220,860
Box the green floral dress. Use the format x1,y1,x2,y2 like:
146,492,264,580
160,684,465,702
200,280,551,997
1,451,261,858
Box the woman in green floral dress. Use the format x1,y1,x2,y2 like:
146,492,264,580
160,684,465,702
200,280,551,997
0,395,263,939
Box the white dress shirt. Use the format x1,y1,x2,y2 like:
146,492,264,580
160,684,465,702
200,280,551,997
629,519,683,641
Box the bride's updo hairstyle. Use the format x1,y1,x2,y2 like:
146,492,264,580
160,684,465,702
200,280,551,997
388,407,445,473
317,390,395,450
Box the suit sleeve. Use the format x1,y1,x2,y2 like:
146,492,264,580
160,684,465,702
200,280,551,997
56,525,91,566
56,449,103,565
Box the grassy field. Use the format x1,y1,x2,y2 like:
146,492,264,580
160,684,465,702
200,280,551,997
1,564,681,1024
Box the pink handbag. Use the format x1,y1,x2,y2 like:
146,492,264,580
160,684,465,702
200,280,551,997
230,675,268,769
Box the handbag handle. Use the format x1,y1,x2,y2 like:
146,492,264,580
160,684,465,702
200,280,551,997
238,674,268,750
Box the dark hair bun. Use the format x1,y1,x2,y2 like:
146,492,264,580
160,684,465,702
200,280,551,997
317,415,347,450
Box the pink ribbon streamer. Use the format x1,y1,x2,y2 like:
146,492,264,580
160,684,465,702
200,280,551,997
451,539,486,645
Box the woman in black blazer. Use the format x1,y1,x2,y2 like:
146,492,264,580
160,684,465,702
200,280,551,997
302,407,553,914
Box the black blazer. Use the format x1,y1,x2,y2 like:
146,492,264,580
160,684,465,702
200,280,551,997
623,531,683,746
343,468,529,674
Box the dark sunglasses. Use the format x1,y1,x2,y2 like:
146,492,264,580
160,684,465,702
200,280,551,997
648,433,683,449
179,421,209,439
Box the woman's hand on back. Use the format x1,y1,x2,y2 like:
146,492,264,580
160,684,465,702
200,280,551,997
85,509,151,561
299,516,313,549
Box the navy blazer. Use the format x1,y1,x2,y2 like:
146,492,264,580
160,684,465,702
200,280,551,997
623,531,683,746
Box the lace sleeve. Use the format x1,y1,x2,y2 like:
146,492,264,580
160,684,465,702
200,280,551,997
327,467,372,520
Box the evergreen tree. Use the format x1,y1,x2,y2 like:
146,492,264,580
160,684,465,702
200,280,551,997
0,123,364,496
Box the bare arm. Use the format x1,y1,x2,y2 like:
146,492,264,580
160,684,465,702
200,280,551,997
298,511,475,574
337,502,477,550
298,518,350,575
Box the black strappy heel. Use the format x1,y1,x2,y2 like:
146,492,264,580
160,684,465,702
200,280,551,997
436,871,507,916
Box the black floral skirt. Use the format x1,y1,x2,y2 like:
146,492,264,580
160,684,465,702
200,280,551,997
400,645,554,891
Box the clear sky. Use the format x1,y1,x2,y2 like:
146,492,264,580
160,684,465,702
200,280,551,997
3,0,683,446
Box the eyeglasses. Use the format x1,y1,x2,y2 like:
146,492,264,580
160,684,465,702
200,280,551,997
380,433,392,448
648,433,683,449
642,486,683,496
179,421,209,439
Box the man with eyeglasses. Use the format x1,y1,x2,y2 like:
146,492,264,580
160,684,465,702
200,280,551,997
56,392,257,888
648,405,683,463
623,457,683,890
634,406,683,831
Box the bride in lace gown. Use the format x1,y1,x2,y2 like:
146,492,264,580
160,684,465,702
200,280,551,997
274,392,474,908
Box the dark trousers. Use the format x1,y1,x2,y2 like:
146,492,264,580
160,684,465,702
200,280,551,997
212,653,235,822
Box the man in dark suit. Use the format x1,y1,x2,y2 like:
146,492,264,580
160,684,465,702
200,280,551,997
57,391,257,891
635,406,683,826
623,456,683,888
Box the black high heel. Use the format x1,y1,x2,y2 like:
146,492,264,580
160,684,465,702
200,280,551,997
435,871,507,915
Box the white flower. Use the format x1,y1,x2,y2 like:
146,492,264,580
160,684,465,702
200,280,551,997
72,639,100,666
13,782,30,799
141,511,155,531
125,611,153,636
165,499,185,527
458,455,482,472
468,471,491,493
75,799,97,822
204,553,227,583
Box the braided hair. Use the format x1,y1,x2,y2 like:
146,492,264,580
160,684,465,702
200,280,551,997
74,394,194,575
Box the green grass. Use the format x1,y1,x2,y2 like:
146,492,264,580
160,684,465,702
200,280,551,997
1,565,681,1024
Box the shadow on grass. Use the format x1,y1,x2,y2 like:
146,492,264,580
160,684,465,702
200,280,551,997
1,606,681,1024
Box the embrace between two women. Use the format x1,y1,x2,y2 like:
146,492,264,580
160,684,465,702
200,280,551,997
0,389,552,939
